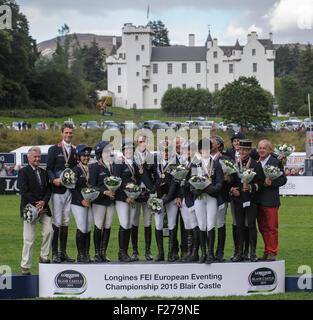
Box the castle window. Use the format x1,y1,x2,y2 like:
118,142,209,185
213,51,218,58
214,64,219,73
136,55,140,61
118,67,121,75
118,86,121,93
141,44,145,51
196,63,201,73
253,63,257,72
197,84,201,89
167,63,173,74
153,84,158,93
252,49,256,56
229,64,234,74
136,72,139,77
153,63,158,74
182,84,186,89
168,84,172,89
154,99,158,105
214,83,219,91
135,35,138,41
182,63,187,73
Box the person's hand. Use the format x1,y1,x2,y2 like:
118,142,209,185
53,178,62,187
36,200,45,212
231,187,240,197
82,200,90,208
224,174,230,182
126,198,134,204
104,190,115,198
176,198,182,208
264,178,272,186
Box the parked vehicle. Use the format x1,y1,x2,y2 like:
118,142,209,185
119,122,138,132
216,122,227,131
102,121,119,130
190,121,212,130
143,120,161,130
35,122,49,130
86,121,101,130
165,121,178,130
226,123,241,132
79,123,87,129
152,122,170,130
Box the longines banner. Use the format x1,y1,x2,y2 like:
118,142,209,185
279,176,313,196
39,261,285,298
0,177,19,194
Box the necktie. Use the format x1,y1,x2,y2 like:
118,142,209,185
35,168,42,186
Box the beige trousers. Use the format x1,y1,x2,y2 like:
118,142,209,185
20,213,53,269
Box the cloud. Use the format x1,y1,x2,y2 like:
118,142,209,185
266,0,313,32
223,22,263,44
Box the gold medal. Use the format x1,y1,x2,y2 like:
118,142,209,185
139,168,144,174
161,173,165,179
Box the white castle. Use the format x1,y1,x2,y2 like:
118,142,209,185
106,23,275,109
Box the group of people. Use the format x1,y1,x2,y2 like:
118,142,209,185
18,122,287,275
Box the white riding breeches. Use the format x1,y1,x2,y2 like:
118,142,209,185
71,204,93,233
194,194,218,231
115,200,137,230
132,202,152,227
154,199,178,231
92,203,115,229
180,199,198,230
50,190,72,227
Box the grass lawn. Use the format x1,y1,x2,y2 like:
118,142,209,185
1,195,313,300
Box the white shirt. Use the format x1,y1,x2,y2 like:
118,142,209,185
62,140,72,155
260,154,271,168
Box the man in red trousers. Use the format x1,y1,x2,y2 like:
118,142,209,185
257,140,287,261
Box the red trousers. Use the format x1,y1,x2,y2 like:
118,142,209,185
257,206,279,256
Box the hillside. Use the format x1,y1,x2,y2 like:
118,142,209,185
37,33,122,57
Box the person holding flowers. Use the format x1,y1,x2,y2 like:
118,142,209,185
257,140,287,261
71,144,94,263
89,141,116,263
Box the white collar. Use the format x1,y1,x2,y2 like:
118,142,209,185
62,140,72,149
260,154,271,167
30,164,38,171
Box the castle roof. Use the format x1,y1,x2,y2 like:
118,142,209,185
151,46,207,61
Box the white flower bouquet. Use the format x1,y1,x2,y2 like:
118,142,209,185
147,196,163,215
274,143,295,158
81,187,100,202
189,175,212,200
124,183,142,208
170,164,189,181
60,168,77,189
23,203,39,223
237,168,256,184
104,176,122,191
263,165,283,180
219,159,238,175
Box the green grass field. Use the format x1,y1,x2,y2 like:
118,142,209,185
1,195,313,300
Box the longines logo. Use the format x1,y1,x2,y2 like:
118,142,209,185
54,270,87,296
247,267,277,293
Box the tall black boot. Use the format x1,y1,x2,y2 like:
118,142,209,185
76,229,88,263
205,228,216,264
118,226,131,262
168,229,176,262
52,224,61,263
172,219,179,260
144,226,153,261
199,231,207,263
93,226,102,263
181,229,193,262
85,231,94,263
100,228,111,262
180,215,188,258
189,227,200,262
230,225,239,261
130,225,139,261
154,229,164,261
243,226,250,261
59,226,75,263
232,227,244,262
215,225,226,262
249,228,258,262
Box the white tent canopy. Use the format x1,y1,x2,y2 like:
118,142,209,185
10,145,53,166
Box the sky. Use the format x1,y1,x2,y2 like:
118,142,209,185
17,0,313,45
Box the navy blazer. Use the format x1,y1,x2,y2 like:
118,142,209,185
17,165,52,218
259,155,287,207
47,142,77,194
89,161,114,207
71,164,90,207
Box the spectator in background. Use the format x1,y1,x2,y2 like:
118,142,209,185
285,168,291,176
27,122,32,130
0,163,7,177
7,165,17,176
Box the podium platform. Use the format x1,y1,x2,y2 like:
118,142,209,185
39,260,285,298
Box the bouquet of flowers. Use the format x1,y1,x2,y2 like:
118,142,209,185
237,168,256,184
188,175,212,190
274,143,295,158
104,176,122,191
219,159,238,175
23,203,39,223
147,196,164,215
81,186,100,202
124,183,142,208
60,168,77,189
263,165,283,180
170,164,189,181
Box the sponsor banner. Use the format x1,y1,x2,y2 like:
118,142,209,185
0,153,16,165
0,177,19,194
39,261,285,298
21,153,48,166
279,176,313,195
306,131,313,158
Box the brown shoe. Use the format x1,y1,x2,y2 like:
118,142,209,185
21,267,31,275
266,253,276,261
39,257,51,263
258,253,268,261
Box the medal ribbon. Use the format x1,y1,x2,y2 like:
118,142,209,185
123,156,135,181
201,157,214,179
78,162,89,182
239,157,252,171
98,159,112,175
61,141,71,167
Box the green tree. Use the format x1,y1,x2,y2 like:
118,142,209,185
147,20,170,47
218,77,272,128
297,43,313,88
161,87,183,113
278,75,303,115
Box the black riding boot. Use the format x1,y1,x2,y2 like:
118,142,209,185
232,227,244,262
249,229,258,262
243,226,250,261
199,231,207,263
144,226,153,261
85,231,94,263
131,225,139,261
181,229,193,262
230,225,239,261
188,227,200,262
93,226,102,263
76,229,88,263
52,224,61,263
205,228,215,264
215,225,226,262
118,226,131,262
59,226,75,263
100,228,111,262
154,229,164,261
168,229,176,262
